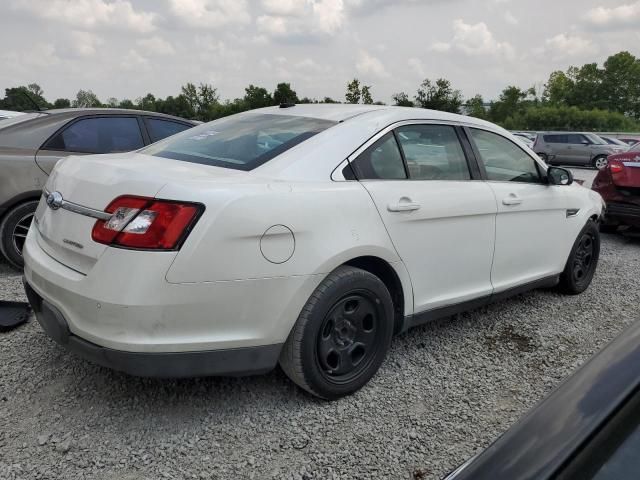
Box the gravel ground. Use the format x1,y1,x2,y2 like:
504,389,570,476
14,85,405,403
1,232,639,480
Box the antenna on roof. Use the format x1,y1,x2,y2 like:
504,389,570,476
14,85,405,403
19,91,43,112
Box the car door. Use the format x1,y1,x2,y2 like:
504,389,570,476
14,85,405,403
565,133,590,166
35,115,145,174
349,123,497,313
467,127,569,292
547,134,570,164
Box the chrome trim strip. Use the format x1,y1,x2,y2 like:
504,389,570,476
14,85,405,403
566,208,580,218
622,161,640,168
42,189,111,221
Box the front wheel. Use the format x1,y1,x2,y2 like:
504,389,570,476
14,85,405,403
556,220,600,295
279,266,394,400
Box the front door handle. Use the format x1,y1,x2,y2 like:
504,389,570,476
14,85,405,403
502,194,523,206
388,197,421,212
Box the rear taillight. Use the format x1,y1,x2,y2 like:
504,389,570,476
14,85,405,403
91,195,203,250
609,160,625,174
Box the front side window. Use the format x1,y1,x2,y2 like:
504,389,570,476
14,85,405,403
567,133,587,145
544,134,567,144
395,125,470,181
470,128,542,183
44,117,144,153
142,113,335,171
146,118,193,143
349,133,407,180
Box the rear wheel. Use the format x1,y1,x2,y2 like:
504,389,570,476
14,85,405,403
279,266,394,400
0,201,38,270
557,220,600,295
593,155,608,170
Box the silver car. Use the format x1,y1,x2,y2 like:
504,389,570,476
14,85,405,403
533,132,620,170
0,108,196,268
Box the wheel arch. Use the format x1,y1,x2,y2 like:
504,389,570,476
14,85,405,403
341,255,411,334
0,190,42,222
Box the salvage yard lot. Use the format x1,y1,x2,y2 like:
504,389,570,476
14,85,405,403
1,234,638,479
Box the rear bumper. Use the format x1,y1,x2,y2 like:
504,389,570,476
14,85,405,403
604,202,640,226
24,279,283,377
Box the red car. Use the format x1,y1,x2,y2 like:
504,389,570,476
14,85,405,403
592,143,640,232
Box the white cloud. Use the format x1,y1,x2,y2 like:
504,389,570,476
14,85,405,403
11,0,156,32
542,34,596,60
120,49,150,71
407,57,426,77
168,0,251,28
443,19,515,59
261,0,307,16
256,0,346,39
356,50,389,78
584,2,640,29
68,31,103,57
429,42,452,53
137,37,176,56
296,58,323,72
312,0,345,34
504,11,519,25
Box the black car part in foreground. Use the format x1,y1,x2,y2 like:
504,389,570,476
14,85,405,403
446,319,640,480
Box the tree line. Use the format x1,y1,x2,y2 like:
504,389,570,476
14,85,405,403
1,50,639,132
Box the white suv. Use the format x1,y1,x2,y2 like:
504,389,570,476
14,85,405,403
23,105,604,399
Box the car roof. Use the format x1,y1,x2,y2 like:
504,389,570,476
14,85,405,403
43,108,197,123
253,104,499,129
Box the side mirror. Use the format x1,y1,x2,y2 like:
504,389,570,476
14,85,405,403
547,166,573,186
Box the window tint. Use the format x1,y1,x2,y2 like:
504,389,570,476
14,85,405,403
45,117,144,153
142,113,335,171
146,118,192,143
350,133,407,180
544,134,568,144
567,133,587,144
395,125,470,180
470,129,542,183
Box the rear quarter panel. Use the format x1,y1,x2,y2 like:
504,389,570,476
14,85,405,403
0,147,45,210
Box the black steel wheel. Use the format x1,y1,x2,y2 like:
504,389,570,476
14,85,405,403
0,200,39,270
280,266,394,400
557,220,600,295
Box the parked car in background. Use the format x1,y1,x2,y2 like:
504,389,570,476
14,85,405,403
511,132,536,142
23,105,603,400
512,134,534,149
600,135,631,151
0,109,25,120
617,137,640,146
592,142,640,233
0,108,197,268
446,320,640,480
533,132,621,169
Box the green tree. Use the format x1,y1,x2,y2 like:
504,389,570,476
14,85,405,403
273,83,299,105
118,99,136,109
181,83,199,113
72,89,101,108
345,79,361,104
243,85,273,109
52,98,71,108
392,92,414,107
321,97,339,104
106,97,119,108
361,85,373,104
488,86,537,123
465,94,488,119
543,70,575,105
197,83,219,113
600,51,640,118
415,78,463,113
137,93,157,111
0,85,49,111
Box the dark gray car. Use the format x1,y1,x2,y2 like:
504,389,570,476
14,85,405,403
533,132,621,169
0,108,197,268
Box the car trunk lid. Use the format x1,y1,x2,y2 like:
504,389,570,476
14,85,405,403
34,152,248,274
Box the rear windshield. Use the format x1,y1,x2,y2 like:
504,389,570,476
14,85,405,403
631,143,640,152
585,133,607,145
141,113,336,171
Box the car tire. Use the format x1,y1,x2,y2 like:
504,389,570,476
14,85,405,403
557,220,600,295
279,265,394,400
0,200,38,270
593,155,608,170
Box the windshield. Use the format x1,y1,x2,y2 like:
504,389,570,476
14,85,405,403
631,142,640,152
585,134,607,145
142,113,336,171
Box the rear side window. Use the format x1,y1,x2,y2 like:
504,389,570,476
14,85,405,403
395,125,470,180
146,118,192,143
470,128,542,183
349,133,407,180
44,117,144,153
544,134,568,143
142,113,335,171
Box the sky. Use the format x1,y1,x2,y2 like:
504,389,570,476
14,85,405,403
1,0,639,105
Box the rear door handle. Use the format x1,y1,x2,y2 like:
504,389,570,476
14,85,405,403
502,194,523,206
388,197,421,212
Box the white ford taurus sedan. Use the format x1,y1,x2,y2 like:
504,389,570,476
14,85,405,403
23,105,604,399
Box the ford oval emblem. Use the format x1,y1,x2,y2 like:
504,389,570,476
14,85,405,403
46,191,64,210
